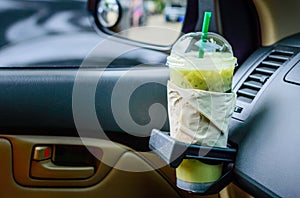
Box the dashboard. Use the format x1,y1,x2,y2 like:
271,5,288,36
230,33,300,197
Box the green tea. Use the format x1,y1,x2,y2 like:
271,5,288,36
170,66,234,92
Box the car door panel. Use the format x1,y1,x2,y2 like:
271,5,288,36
0,136,186,198
0,67,169,137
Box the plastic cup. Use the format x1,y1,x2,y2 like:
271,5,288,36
168,52,235,92
167,32,237,192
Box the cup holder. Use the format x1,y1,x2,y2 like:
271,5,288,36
149,129,237,195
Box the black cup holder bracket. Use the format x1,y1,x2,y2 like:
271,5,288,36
149,129,238,195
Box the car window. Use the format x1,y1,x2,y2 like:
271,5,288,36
98,0,187,46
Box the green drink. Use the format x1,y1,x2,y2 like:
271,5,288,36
167,32,237,192
169,52,235,92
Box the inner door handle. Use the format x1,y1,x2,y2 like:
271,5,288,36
30,145,95,179
31,159,95,179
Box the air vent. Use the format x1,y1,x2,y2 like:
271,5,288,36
237,49,294,103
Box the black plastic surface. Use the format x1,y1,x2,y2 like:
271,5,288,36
149,129,237,168
232,45,299,121
0,67,170,136
285,61,300,85
231,33,300,198
149,129,237,195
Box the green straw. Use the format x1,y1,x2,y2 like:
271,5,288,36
198,12,212,58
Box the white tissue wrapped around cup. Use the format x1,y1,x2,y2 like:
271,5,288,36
167,81,236,148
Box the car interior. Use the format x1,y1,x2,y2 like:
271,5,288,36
0,0,300,197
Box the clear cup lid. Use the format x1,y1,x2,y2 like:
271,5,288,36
168,32,237,69
172,32,233,56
